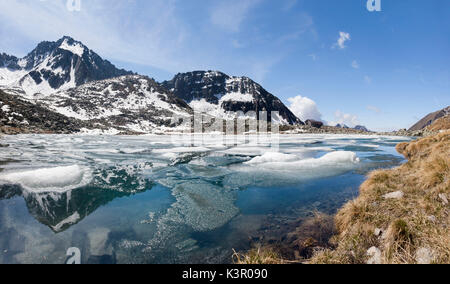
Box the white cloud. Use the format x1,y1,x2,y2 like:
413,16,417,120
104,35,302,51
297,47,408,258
330,110,360,127
288,95,323,122
0,0,192,73
351,60,359,69
309,54,317,61
364,75,372,84
210,0,261,33
367,105,381,113
334,31,351,49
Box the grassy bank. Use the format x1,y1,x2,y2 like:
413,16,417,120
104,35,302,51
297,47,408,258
311,130,449,264
235,118,450,264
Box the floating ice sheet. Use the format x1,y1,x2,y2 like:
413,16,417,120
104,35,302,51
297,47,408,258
0,165,92,193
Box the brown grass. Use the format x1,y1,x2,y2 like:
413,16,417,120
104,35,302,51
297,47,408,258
311,130,450,264
427,116,450,132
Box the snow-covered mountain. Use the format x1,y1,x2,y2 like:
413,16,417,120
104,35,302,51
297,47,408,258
42,75,192,133
162,71,303,125
0,36,133,98
1,37,305,134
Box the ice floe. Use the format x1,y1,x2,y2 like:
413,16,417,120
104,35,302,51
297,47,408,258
0,165,92,193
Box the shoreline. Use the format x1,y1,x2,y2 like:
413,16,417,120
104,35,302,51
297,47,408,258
235,127,449,264
0,127,427,137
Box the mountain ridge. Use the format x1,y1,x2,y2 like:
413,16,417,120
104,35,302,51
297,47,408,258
162,70,303,125
409,106,450,131
0,36,337,133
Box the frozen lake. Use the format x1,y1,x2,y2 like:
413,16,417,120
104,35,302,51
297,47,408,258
0,134,411,263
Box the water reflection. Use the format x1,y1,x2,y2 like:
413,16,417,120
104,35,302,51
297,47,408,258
0,183,154,233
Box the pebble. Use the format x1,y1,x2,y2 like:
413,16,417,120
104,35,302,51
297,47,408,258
416,248,434,264
427,215,437,223
374,228,383,237
438,194,448,205
383,191,404,199
366,247,382,264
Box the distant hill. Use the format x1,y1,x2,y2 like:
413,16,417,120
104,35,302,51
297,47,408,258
334,124,370,132
409,106,450,131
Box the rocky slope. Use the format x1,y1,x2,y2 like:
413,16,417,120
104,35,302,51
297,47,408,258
0,89,85,134
162,71,303,125
409,106,450,131
0,36,133,98
40,75,193,133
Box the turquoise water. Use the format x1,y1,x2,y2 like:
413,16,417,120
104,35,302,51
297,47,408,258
0,134,410,264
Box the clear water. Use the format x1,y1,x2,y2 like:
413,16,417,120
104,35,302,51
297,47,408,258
0,134,410,264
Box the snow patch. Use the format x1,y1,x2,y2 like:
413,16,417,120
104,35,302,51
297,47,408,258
59,39,85,57
1,104,10,112
219,92,254,103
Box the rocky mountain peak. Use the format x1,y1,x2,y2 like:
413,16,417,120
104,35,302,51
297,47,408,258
163,70,303,125
0,36,133,97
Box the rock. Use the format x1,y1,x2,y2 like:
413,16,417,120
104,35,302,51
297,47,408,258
427,215,437,223
383,191,404,200
438,194,448,205
374,228,383,237
416,248,434,264
366,247,382,264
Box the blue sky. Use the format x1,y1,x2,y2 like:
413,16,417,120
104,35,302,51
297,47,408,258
0,0,449,131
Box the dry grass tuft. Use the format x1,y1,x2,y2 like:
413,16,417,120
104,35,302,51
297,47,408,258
232,247,286,264
311,130,450,264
